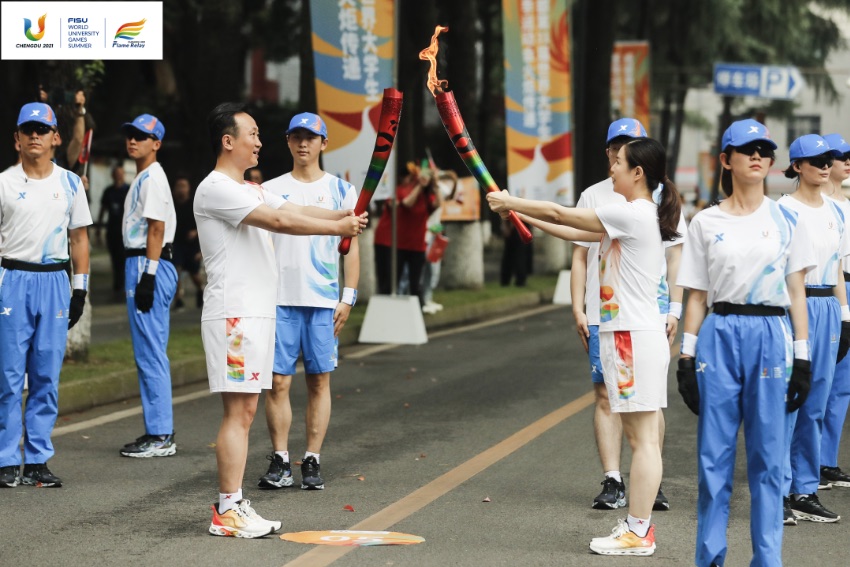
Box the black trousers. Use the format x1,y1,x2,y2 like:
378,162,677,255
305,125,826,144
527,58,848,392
374,244,426,305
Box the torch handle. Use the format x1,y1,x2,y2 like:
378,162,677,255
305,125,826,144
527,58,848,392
506,211,533,243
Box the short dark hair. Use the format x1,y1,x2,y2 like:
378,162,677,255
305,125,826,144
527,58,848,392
208,102,248,157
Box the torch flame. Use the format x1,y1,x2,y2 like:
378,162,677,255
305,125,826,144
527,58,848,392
419,25,449,96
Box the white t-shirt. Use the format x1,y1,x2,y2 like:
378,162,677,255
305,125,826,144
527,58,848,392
263,172,357,308
0,163,92,263
678,198,816,308
575,178,686,325
194,171,286,321
123,161,177,249
828,196,850,274
778,195,850,287
595,199,665,332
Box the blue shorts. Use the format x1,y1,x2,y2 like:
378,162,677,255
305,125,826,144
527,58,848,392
273,306,338,376
588,325,604,383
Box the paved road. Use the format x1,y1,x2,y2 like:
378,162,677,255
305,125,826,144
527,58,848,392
7,307,850,566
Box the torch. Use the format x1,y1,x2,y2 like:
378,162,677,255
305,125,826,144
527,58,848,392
338,88,404,255
419,26,532,244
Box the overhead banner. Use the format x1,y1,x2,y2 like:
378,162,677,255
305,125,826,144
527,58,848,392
502,0,573,205
309,0,396,200
611,41,650,130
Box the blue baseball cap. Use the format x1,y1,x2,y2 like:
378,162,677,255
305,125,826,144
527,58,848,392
17,102,57,128
122,114,165,140
286,112,327,138
823,133,850,155
789,134,842,160
721,119,777,151
606,118,647,144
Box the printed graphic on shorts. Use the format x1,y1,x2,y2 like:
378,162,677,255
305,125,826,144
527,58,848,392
226,317,245,382
599,239,622,323
614,331,635,399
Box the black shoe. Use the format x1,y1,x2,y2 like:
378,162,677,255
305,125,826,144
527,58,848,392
258,453,293,489
821,466,850,488
592,477,626,510
0,465,21,488
653,485,670,511
120,432,177,458
790,493,840,523
123,434,150,449
22,463,61,487
783,496,797,526
300,456,324,490
818,475,833,490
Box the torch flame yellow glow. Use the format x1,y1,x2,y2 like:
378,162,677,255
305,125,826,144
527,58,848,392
419,25,449,96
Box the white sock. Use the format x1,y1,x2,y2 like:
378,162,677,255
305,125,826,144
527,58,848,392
304,451,320,464
627,514,651,537
219,489,243,513
604,471,622,483
275,450,290,463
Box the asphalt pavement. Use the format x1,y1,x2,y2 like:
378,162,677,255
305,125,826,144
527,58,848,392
6,306,850,566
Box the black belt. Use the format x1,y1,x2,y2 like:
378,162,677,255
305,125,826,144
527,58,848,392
844,272,850,281
712,302,786,317
1,258,69,272
125,244,173,261
806,287,833,298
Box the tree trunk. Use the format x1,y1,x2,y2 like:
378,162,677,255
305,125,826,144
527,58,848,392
667,77,687,182
298,0,317,112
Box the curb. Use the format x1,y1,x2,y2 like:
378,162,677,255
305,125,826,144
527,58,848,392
58,288,558,416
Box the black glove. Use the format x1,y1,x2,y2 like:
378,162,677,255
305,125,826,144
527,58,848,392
677,357,700,415
134,273,156,313
68,289,87,329
837,321,850,363
787,358,811,413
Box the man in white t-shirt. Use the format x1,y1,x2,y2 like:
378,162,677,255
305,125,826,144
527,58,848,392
197,102,364,538
256,113,358,491
118,114,179,459
0,103,92,489
572,118,685,511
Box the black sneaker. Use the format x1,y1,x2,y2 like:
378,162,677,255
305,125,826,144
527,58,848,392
790,493,840,523
21,463,61,487
300,456,324,490
120,432,177,458
0,465,21,488
258,453,293,488
123,434,150,449
783,496,797,526
592,477,626,510
818,475,833,490
821,466,850,488
653,485,670,511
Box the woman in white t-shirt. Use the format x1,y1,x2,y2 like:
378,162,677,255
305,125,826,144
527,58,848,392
488,138,681,557
676,119,813,567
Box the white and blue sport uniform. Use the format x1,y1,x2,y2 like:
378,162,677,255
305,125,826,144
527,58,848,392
778,194,850,498
122,161,177,436
678,197,814,567
0,163,92,466
574,178,685,384
263,173,357,376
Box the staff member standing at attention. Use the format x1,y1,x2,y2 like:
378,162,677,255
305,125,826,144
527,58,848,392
820,132,850,489
779,134,850,523
0,102,92,488
676,119,814,567
119,114,179,458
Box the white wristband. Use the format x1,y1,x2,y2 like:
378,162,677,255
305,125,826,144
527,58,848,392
668,302,682,320
341,287,357,306
681,332,698,357
842,304,850,322
793,340,810,361
144,259,159,275
72,274,89,291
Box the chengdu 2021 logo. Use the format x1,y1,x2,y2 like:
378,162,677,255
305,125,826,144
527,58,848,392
17,13,53,48
113,19,146,48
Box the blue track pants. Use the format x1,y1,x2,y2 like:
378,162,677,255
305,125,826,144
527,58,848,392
821,283,850,468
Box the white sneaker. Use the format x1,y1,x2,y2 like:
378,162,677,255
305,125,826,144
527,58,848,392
209,499,282,538
431,302,444,312
589,518,656,556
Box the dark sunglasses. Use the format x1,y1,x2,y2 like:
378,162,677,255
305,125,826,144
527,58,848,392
733,142,775,160
805,156,834,169
126,131,156,142
839,152,850,162
18,122,55,137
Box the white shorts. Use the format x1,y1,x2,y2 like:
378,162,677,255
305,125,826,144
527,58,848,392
599,329,669,413
202,317,275,393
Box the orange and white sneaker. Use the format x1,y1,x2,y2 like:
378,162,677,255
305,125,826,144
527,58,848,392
589,519,656,556
209,499,282,538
